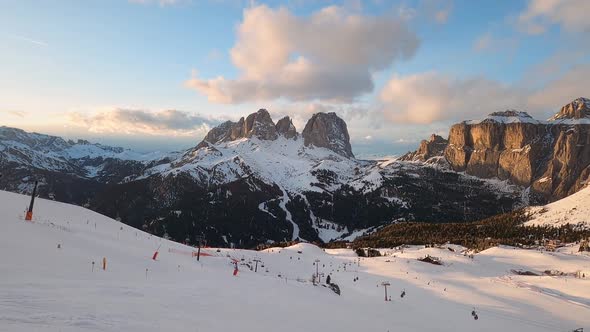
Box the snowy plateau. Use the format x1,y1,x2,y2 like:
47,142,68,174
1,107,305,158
1,189,589,332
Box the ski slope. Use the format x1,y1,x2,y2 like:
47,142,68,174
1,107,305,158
526,185,590,228
1,190,589,331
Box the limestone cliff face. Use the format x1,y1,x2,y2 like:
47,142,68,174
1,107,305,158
549,97,590,121
445,119,546,185
400,134,448,164
198,109,354,158
275,116,297,139
244,109,278,140
439,100,590,201
302,112,354,158
199,109,277,147
532,124,590,200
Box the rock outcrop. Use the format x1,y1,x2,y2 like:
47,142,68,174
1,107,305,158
444,111,546,185
198,110,354,158
302,112,354,158
244,109,278,140
532,123,590,200
438,100,590,202
199,109,277,147
275,116,297,139
400,134,448,163
549,97,590,121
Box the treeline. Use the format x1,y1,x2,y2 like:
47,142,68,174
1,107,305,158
352,210,590,251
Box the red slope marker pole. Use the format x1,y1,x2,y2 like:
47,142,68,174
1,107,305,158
25,181,38,221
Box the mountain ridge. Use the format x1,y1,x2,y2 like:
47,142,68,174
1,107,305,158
2,99,588,246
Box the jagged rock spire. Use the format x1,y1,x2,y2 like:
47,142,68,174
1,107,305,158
550,97,590,121
302,112,354,158
275,116,297,139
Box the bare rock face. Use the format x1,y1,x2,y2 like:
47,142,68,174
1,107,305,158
550,97,590,121
275,116,297,139
440,100,590,201
444,111,546,186
532,124,590,200
244,109,278,140
199,121,235,147
302,112,354,158
400,134,448,163
199,109,277,146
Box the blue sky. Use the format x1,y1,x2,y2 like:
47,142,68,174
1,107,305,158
1,0,589,156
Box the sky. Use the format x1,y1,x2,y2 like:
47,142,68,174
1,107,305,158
1,0,589,156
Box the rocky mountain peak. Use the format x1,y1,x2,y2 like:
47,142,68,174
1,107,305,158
400,134,448,163
198,109,278,147
244,109,278,140
550,97,590,121
275,116,297,139
199,120,235,146
302,112,354,158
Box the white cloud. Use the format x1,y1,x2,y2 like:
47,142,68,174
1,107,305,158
186,4,419,104
379,62,590,125
1,110,28,118
379,72,528,124
518,0,590,34
6,34,48,47
68,108,219,137
527,64,590,113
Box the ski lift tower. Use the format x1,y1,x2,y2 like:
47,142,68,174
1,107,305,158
253,258,262,272
381,281,391,301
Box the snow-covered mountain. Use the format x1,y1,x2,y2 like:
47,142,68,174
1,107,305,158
1,189,588,332
549,97,590,124
0,126,170,172
1,111,522,246
407,98,590,202
0,126,177,204
4,99,588,247
91,109,522,245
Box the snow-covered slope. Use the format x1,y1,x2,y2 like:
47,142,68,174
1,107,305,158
1,190,589,331
526,184,590,228
143,136,375,193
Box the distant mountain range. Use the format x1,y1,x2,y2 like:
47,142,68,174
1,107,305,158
1,98,589,247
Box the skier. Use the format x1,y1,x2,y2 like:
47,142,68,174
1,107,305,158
326,275,331,284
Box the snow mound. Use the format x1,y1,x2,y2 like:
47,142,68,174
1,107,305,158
526,185,590,228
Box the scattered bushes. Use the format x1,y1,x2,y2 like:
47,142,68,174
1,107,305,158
355,248,381,257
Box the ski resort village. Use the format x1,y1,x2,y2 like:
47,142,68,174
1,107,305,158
3,0,590,331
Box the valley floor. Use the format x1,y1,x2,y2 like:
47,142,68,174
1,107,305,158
0,190,589,332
